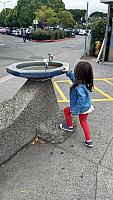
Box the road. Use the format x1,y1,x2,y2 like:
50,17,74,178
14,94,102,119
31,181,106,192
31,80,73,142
0,34,84,103
0,34,84,78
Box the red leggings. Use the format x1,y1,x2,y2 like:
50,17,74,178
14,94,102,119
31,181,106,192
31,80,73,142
64,107,91,141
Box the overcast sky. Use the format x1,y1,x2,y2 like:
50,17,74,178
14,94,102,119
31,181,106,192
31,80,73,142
63,0,108,14
0,0,108,14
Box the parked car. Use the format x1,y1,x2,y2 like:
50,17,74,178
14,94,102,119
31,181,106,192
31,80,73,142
16,29,22,36
78,29,86,35
78,29,91,36
74,29,79,35
64,28,76,38
11,30,18,36
0,27,6,34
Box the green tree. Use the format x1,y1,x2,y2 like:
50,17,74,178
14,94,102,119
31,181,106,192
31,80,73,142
89,11,107,18
35,6,75,28
69,9,86,24
0,8,17,27
35,6,59,27
34,0,65,11
89,12,107,24
0,9,6,26
47,17,59,27
16,0,35,27
6,8,18,27
58,10,75,28
0,0,65,27
16,0,65,27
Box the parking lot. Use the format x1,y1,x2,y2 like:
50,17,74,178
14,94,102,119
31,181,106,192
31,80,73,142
54,77,113,103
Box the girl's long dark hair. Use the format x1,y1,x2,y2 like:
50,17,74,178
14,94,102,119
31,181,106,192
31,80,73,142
73,61,94,92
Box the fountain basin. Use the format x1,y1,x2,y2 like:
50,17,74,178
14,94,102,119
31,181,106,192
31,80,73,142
6,61,69,79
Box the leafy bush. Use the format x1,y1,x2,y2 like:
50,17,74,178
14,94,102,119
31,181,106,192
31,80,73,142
31,30,52,40
90,18,106,55
54,29,66,39
31,29,67,40
65,30,73,38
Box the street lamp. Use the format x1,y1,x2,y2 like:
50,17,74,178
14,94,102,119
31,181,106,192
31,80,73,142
0,0,10,10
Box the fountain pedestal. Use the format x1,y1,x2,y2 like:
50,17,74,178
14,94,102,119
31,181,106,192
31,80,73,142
0,79,76,165
0,60,77,165
32,79,71,143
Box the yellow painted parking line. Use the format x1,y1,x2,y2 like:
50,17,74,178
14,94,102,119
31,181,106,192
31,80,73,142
58,99,69,103
94,85,113,100
54,80,71,83
53,81,68,102
94,78,113,80
58,99,113,103
92,98,113,102
102,79,113,86
54,79,113,103
55,78,113,82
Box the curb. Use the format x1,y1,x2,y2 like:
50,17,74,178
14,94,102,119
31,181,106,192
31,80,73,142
31,38,72,43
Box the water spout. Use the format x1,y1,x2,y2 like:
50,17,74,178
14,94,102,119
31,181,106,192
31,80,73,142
48,54,54,62
43,59,48,70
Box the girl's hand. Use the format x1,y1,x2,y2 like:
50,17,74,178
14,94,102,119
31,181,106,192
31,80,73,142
62,67,69,72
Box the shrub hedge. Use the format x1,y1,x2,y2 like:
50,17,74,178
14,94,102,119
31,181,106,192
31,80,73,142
31,29,68,40
90,18,106,55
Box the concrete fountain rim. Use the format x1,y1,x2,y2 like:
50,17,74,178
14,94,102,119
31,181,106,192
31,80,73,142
6,60,69,80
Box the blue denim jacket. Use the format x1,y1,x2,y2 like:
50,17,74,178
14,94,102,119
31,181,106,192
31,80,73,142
66,69,91,115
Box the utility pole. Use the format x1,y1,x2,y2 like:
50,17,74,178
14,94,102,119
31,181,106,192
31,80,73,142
84,1,89,58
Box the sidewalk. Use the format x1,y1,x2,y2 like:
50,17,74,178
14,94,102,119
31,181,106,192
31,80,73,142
1,59,113,199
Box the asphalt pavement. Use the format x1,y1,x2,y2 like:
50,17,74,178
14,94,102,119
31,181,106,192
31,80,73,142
1,34,113,199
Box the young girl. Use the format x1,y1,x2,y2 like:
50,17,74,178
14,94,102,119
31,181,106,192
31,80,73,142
59,61,94,147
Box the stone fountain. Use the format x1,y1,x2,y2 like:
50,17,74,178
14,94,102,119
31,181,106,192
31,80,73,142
0,55,75,165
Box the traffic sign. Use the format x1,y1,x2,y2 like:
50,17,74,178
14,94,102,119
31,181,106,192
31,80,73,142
33,20,38,25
